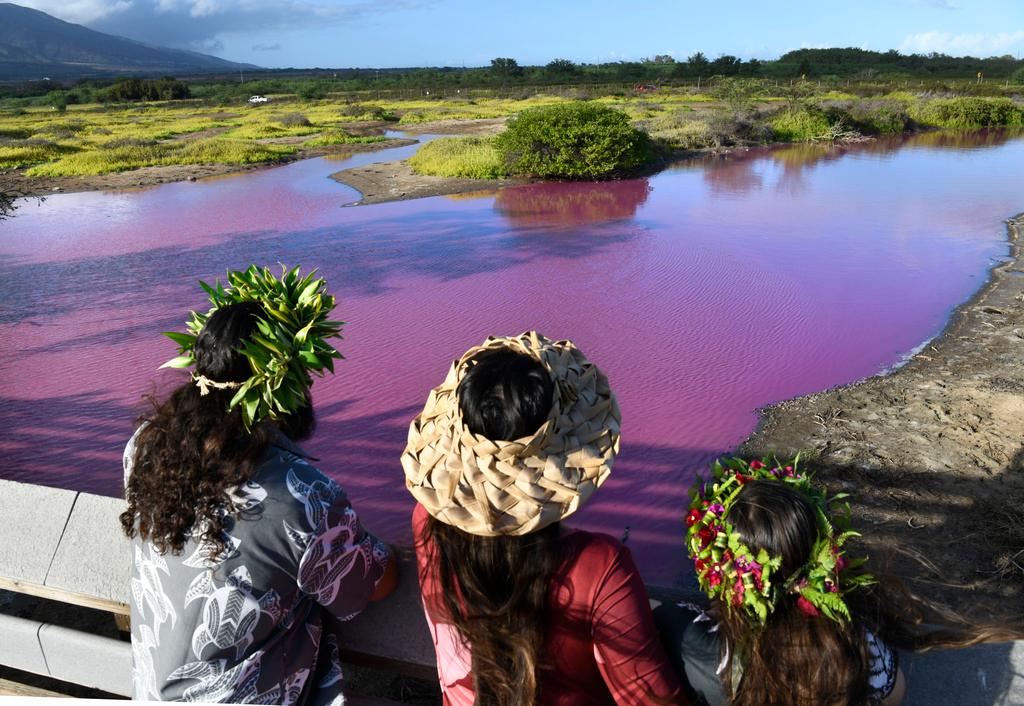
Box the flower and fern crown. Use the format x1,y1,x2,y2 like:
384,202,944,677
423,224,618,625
685,455,874,625
160,265,344,429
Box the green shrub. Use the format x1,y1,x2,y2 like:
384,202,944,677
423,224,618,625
408,136,508,179
276,112,311,127
494,102,652,179
846,101,912,134
768,107,834,141
1012,67,1024,85
910,97,1024,129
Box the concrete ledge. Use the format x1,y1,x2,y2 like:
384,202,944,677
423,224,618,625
46,492,131,610
0,480,77,585
904,642,1024,706
0,613,131,697
0,613,49,676
38,621,132,696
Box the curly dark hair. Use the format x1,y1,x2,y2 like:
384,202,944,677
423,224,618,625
120,301,314,558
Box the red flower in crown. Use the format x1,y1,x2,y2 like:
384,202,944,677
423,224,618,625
797,596,819,617
686,509,702,527
749,460,765,470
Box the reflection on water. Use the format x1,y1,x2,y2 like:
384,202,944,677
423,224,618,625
699,128,1024,197
1,129,1023,586
493,180,652,226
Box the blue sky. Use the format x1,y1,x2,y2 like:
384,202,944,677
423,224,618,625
18,0,1024,68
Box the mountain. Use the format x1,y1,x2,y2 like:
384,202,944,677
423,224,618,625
0,3,258,80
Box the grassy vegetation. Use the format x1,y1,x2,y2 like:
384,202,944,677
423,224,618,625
1,77,1021,179
303,131,389,147
408,136,507,178
26,137,294,176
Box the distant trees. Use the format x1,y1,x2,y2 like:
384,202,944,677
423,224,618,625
490,58,523,79
687,52,710,74
545,58,578,78
105,77,190,102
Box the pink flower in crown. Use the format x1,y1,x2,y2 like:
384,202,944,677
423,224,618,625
835,553,848,572
732,578,746,605
708,564,724,587
707,503,726,516
784,465,796,477
749,460,765,470
825,578,839,594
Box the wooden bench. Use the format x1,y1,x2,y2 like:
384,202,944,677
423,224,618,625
0,478,436,702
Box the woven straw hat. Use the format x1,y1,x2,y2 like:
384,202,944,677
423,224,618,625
402,331,621,536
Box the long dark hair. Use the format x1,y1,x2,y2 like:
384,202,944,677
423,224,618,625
420,349,560,706
718,480,1020,706
120,301,314,557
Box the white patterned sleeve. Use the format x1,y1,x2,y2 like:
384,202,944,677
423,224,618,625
291,474,391,621
865,629,899,704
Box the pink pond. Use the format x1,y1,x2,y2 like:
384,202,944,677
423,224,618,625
1,129,1022,586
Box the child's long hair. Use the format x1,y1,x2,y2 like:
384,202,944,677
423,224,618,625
418,349,560,706
718,480,1020,706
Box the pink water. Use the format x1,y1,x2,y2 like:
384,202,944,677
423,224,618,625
1,130,1022,585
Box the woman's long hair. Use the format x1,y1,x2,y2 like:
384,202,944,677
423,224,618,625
718,480,1021,706
119,301,314,558
419,349,561,706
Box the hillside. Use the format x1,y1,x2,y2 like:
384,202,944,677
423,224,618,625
0,3,257,79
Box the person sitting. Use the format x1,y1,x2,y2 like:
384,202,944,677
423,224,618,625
656,456,1017,706
402,331,688,706
120,266,397,704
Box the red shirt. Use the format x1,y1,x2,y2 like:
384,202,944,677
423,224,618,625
412,503,687,706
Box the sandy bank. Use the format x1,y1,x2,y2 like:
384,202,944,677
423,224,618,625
329,158,526,206
742,215,1024,621
6,137,416,199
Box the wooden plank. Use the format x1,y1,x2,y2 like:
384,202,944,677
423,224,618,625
0,577,129,615
0,676,68,697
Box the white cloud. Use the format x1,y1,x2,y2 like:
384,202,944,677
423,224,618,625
17,0,133,24
900,30,1024,56
17,0,426,51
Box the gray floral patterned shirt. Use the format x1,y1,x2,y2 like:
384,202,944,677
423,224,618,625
124,428,391,705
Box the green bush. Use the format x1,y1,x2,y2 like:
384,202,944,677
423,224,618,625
768,107,834,141
846,101,912,134
1012,67,1024,85
408,136,508,179
494,102,652,179
910,97,1024,129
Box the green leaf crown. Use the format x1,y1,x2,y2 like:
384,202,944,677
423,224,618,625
685,455,874,625
160,265,344,429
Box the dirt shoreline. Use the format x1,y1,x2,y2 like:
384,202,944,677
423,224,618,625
742,215,1024,622
329,159,527,206
5,137,416,198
